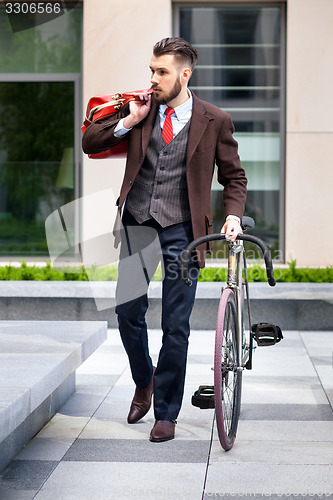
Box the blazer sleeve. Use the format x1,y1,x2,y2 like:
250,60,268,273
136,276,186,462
215,113,247,220
82,105,129,155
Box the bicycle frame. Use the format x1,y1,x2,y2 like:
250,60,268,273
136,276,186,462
225,239,252,371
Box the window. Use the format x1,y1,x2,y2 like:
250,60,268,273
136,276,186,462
176,4,285,259
0,4,82,256
0,3,82,73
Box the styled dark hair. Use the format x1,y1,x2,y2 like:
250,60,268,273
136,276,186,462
153,37,199,70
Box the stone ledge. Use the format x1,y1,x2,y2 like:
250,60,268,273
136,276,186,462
0,281,332,300
0,282,332,330
0,320,107,471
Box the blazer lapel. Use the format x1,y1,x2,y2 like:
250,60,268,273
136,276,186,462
186,93,212,166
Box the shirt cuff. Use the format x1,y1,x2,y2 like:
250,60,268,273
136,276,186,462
226,215,241,224
114,118,132,137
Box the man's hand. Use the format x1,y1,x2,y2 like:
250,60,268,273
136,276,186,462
221,218,242,242
123,92,152,129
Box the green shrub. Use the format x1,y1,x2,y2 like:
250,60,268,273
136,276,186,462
0,259,332,283
199,260,332,283
198,267,228,282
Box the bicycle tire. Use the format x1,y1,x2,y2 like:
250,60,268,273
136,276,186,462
214,288,242,450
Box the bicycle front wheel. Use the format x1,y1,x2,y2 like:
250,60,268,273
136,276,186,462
214,288,242,450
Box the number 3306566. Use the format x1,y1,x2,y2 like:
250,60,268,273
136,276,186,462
5,3,62,14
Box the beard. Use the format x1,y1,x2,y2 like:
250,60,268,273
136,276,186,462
152,77,182,105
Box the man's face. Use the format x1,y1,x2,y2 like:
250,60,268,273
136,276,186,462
150,54,183,105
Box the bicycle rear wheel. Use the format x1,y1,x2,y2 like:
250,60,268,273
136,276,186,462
214,288,242,450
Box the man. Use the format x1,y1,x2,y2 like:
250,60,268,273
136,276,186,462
82,37,247,442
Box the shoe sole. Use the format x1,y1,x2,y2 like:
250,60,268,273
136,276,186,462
149,434,175,443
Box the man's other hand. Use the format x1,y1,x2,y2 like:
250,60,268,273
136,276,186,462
221,218,242,242
124,92,152,129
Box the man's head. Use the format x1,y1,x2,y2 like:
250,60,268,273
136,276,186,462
150,37,199,107
153,37,199,72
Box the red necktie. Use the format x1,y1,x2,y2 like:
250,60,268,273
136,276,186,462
162,107,175,144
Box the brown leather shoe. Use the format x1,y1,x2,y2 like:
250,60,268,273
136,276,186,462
127,369,155,424
149,420,176,442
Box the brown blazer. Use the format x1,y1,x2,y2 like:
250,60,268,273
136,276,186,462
82,92,247,267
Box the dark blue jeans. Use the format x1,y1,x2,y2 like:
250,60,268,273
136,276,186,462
115,210,199,420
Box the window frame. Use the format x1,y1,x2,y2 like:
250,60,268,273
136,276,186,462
173,1,286,262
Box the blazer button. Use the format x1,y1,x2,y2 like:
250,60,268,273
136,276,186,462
129,181,133,186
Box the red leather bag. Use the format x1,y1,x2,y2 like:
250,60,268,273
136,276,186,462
82,88,152,159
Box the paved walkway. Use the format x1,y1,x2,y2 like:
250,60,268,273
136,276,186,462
0,328,332,499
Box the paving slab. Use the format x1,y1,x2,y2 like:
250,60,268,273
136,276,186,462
34,462,206,500
204,462,333,496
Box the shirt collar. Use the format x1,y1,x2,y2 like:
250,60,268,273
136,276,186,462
159,91,193,120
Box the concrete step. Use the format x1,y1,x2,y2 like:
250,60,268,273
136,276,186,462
0,320,107,471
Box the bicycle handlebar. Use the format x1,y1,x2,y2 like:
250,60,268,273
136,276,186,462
181,233,276,287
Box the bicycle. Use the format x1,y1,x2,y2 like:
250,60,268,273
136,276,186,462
181,217,283,451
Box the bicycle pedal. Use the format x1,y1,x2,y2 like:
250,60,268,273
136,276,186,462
251,323,283,346
191,385,215,409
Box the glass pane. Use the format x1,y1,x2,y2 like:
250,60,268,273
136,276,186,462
0,82,75,255
191,88,280,110
193,46,281,67
179,6,283,258
0,6,82,73
180,7,280,45
192,67,280,88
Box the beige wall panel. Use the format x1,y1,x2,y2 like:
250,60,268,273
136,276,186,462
285,132,333,267
178,0,282,2
83,0,172,101
285,0,333,266
286,0,333,133
80,158,124,252
81,0,172,246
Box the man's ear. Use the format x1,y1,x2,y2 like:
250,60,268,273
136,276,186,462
181,67,192,83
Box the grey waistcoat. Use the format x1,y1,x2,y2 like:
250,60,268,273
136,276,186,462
125,112,191,227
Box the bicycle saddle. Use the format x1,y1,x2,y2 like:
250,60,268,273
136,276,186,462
242,216,255,231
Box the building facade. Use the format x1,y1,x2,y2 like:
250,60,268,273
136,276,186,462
0,0,332,267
